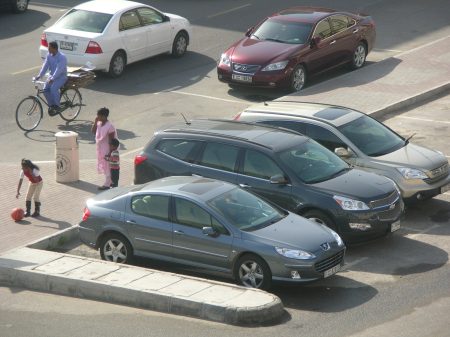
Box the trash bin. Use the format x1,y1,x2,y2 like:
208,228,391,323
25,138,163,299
55,131,79,183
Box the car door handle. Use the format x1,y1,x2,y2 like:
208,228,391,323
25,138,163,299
352,29,359,34
174,230,185,235
330,40,336,45
126,220,136,224
239,183,250,188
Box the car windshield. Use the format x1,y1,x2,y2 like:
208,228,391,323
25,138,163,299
252,18,312,44
207,188,286,231
278,140,349,184
54,9,113,33
338,115,405,156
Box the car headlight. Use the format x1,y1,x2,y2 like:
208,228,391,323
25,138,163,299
396,167,428,180
219,53,231,67
275,247,315,260
333,195,369,210
325,227,344,247
262,60,289,71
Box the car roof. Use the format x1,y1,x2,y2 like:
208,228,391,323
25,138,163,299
243,101,364,127
74,0,146,14
160,119,309,152
139,176,235,201
271,7,341,23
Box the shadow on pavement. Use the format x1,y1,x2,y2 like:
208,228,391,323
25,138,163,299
0,10,50,40
30,215,72,230
62,180,98,194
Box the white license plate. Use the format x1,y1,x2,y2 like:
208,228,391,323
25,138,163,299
441,183,450,194
324,264,341,278
60,41,74,51
390,220,401,232
232,74,252,83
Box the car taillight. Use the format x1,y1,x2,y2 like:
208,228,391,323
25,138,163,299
233,112,242,120
85,41,103,54
40,33,48,47
134,154,148,166
82,207,91,221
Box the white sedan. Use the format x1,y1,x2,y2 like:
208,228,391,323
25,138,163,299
39,0,192,77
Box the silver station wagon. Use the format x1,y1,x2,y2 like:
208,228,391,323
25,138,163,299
79,176,345,290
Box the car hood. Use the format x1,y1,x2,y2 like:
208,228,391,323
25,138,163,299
371,143,447,170
242,213,337,252
230,38,302,65
313,169,395,201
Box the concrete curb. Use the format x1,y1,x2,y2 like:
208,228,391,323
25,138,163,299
26,225,80,250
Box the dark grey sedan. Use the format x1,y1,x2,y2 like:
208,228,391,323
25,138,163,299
79,176,345,289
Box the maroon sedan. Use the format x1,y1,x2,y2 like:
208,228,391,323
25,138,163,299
217,7,376,91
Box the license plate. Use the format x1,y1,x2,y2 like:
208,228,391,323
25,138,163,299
232,74,252,83
60,41,74,51
324,264,341,278
390,220,401,232
441,183,450,194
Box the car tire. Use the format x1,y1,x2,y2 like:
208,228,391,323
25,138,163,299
12,0,28,13
108,51,126,78
303,210,337,231
350,42,367,70
234,254,272,290
171,32,188,58
289,64,306,92
99,233,133,264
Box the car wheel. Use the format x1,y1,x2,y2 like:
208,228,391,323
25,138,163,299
108,51,126,78
289,65,306,92
12,0,28,13
303,210,337,231
234,254,271,290
350,42,367,70
99,233,133,264
172,32,188,58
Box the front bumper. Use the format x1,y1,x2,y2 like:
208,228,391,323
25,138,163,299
398,174,450,201
217,66,293,89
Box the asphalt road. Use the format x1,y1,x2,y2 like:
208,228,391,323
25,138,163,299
1,1,450,336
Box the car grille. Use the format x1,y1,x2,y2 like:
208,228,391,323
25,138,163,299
315,250,345,273
425,163,449,183
370,191,399,209
232,63,260,74
377,201,402,221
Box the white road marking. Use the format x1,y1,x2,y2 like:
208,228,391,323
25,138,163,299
122,147,144,157
373,48,404,53
11,65,41,75
30,1,69,9
153,86,181,95
342,257,369,270
405,224,441,239
207,4,251,19
394,35,450,58
395,115,450,124
169,90,247,104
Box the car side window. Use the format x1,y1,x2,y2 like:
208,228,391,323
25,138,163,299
243,150,284,180
131,195,169,221
174,198,211,229
137,7,164,25
313,19,332,39
198,142,239,172
330,15,351,33
156,139,200,161
260,120,307,135
305,124,347,151
119,10,142,31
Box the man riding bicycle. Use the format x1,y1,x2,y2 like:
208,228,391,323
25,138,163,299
34,41,67,115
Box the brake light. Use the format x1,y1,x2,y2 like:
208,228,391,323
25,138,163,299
82,207,91,221
134,154,148,166
40,33,48,47
233,112,242,120
85,41,103,54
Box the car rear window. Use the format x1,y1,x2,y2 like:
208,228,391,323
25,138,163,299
156,139,200,161
54,9,113,33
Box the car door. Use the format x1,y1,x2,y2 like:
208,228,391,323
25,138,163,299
329,14,359,64
126,194,173,258
307,18,338,72
137,7,172,56
172,197,233,270
236,149,294,211
118,9,148,62
191,141,239,185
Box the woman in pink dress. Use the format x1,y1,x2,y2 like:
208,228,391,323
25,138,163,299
91,107,117,190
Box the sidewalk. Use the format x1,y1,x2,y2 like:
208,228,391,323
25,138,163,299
1,35,450,325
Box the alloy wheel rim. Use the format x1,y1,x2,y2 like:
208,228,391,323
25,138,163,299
176,36,187,55
16,0,27,10
113,56,124,75
239,261,264,288
354,45,366,68
293,68,305,91
104,239,127,263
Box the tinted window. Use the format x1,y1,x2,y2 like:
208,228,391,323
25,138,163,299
305,124,347,151
338,116,405,156
243,150,284,180
313,19,332,39
330,15,350,33
252,18,313,44
119,10,142,31
131,195,169,221
137,7,164,25
198,143,239,172
157,139,200,161
278,140,349,183
174,198,211,229
54,9,113,33
260,120,307,134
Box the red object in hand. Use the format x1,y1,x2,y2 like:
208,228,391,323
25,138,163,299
11,208,24,222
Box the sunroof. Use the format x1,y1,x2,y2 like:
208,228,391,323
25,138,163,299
313,108,350,120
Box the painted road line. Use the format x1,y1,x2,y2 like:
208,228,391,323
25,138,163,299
207,4,251,19
405,224,441,239
396,115,450,124
169,90,246,104
153,86,182,95
30,1,69,9
373,48,404,53
342,257,369,270
122,147,144,158
12,65,42,75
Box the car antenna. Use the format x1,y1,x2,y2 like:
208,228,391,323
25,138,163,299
181,112,191,125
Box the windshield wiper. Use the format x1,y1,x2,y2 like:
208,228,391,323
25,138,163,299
252,34,261,40
264,38,284,43
404,133,416,145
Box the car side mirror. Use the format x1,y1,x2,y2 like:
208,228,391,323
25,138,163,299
163,15,170,22
270,174,288,185
202,226,218,237
334,147,352,158
245,26,254,37
310,36,321,48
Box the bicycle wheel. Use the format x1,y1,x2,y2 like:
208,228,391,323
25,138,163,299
16,96,43,131
59,88,82,121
